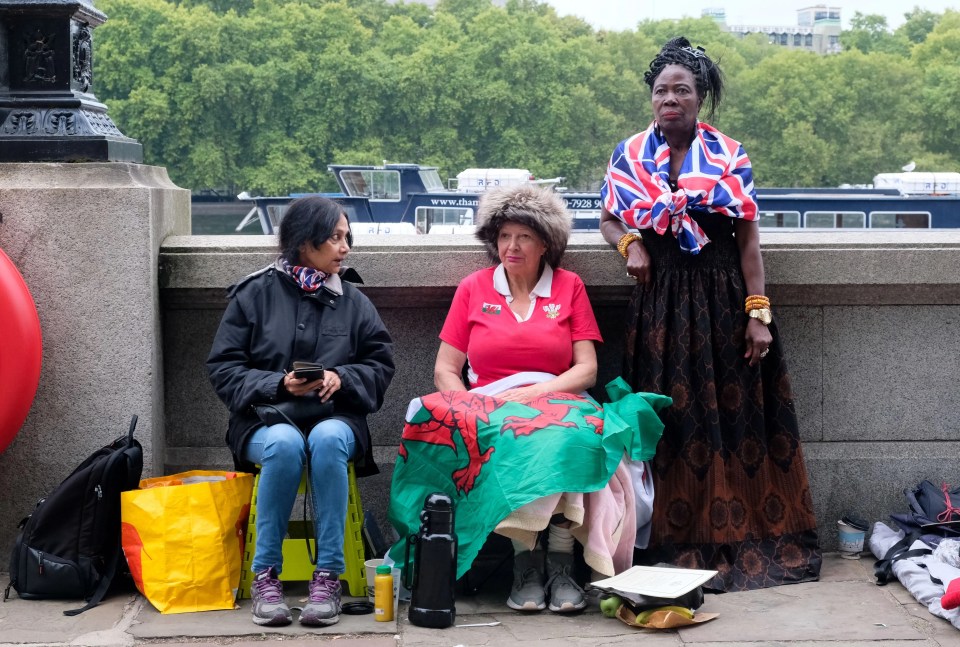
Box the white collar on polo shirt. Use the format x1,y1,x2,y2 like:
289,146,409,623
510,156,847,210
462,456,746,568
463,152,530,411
493,263,553,303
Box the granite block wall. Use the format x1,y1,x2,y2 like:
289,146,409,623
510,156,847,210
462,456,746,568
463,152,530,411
158,231,960,552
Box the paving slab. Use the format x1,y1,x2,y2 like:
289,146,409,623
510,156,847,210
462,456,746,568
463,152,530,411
692,580,923,642
145,641,396,647
2,554,959,646
689,642,941,647
396,554,942,647
0,585,396,646
131,584,396,641
0,591,139,646
901,602,960,647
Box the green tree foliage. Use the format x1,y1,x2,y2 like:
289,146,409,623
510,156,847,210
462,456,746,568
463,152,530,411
93,0,959,194
841,13,909,55
730,48,930,185
898,7,941,44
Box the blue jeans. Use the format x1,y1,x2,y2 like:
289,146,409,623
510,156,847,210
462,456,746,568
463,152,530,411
241,418,356,574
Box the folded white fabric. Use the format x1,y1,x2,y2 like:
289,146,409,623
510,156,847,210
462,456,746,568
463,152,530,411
934,539,960,570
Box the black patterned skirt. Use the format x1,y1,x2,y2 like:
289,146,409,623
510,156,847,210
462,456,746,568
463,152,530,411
626,216,821,591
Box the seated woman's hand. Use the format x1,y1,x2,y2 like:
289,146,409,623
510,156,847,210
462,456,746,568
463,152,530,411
283,370,342,401
497,384,547,403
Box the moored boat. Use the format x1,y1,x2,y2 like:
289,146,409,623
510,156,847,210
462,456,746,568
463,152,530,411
228,165,960,235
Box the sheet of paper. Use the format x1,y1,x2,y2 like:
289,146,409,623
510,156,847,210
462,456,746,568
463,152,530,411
590,565,717,598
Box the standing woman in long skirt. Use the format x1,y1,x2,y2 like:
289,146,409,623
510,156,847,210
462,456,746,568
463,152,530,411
599,37,821,591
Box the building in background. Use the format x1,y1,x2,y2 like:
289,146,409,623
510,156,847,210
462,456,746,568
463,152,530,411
713,4,842,54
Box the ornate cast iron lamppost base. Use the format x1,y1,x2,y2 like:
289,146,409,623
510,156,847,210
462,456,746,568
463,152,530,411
0,0,142,162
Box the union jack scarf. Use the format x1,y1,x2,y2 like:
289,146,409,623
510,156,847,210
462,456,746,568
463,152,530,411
601,121,758,255
280,258,328,292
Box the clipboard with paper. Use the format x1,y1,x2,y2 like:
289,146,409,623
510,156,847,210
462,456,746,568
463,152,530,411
589,565,716,606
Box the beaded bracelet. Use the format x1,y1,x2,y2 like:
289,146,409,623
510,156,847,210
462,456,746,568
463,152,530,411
617,233,642,258
745,295,770,313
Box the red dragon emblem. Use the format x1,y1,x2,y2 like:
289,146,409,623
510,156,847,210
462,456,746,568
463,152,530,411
400,391,498,493
400,391,604,495
502,393,604,437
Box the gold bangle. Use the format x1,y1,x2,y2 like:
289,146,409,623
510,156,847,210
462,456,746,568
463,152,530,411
617,233,642,258
748,307,772,325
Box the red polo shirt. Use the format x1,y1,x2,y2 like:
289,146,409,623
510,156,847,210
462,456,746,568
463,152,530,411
439,266,602,387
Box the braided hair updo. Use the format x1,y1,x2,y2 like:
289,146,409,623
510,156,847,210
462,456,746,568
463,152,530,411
644,37,724,121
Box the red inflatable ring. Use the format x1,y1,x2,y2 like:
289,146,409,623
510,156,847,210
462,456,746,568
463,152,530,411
0,248,42,455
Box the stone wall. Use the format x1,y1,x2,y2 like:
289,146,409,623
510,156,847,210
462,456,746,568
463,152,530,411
159,231,960,551
0,163,189,555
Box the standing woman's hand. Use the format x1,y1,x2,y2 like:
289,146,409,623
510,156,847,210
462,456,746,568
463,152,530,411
601,208,652,285
743,319,773,367
733,219,771,367
625,241,653,285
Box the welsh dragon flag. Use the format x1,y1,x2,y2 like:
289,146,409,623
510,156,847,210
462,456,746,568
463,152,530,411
387,377,671,578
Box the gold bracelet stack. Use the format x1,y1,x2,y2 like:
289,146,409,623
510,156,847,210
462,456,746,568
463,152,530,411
745,295,772,325
617,233,642,258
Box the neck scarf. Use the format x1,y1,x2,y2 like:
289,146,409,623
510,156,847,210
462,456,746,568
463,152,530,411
600,121,758,254
280,258,329,292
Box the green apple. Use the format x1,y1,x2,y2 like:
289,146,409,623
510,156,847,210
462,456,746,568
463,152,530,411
599,594,622,618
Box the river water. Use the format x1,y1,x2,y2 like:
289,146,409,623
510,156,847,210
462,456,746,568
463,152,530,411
191,201,261,235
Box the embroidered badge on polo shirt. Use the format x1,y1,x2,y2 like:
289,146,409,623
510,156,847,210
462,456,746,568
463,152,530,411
481,303,501,315
543,304,561,319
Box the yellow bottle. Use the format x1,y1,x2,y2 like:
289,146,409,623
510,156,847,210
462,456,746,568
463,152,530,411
374,564,394,622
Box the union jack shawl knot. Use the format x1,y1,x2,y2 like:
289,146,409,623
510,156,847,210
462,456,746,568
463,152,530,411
600,122,759,255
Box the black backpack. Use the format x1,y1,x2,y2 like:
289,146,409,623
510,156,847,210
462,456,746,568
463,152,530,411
4,415,143,615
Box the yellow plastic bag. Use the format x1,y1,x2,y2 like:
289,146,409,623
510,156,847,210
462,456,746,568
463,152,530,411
120,470,253,614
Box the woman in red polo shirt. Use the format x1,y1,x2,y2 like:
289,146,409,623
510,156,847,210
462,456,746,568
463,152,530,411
432,185,603,613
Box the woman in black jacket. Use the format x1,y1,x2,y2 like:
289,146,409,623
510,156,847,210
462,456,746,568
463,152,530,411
207,196,394,628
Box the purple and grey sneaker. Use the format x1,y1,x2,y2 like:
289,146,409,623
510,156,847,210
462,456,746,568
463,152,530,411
300,569,342,626
250,566,292,626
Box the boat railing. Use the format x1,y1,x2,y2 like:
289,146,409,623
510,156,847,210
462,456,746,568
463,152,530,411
236,192,346,235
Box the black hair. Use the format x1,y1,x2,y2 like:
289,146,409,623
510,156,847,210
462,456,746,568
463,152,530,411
277,195,352,264
644,37,724,122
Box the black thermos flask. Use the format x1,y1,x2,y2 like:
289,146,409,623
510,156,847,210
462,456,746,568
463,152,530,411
407,492,457,628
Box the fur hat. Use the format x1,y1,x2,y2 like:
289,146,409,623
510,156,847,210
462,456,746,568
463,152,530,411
474,184,572,268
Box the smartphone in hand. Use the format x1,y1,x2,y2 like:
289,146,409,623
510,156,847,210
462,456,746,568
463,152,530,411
291,361,325,381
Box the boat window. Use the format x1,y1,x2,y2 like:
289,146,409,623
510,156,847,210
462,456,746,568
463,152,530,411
758,211,800,228
418,169,445,193
339,170,401,201
415,207,474,233
804,211,866,228
869,212,931,228
338,203,361,221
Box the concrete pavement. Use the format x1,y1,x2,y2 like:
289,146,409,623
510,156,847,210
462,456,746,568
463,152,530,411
1,554,958,646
